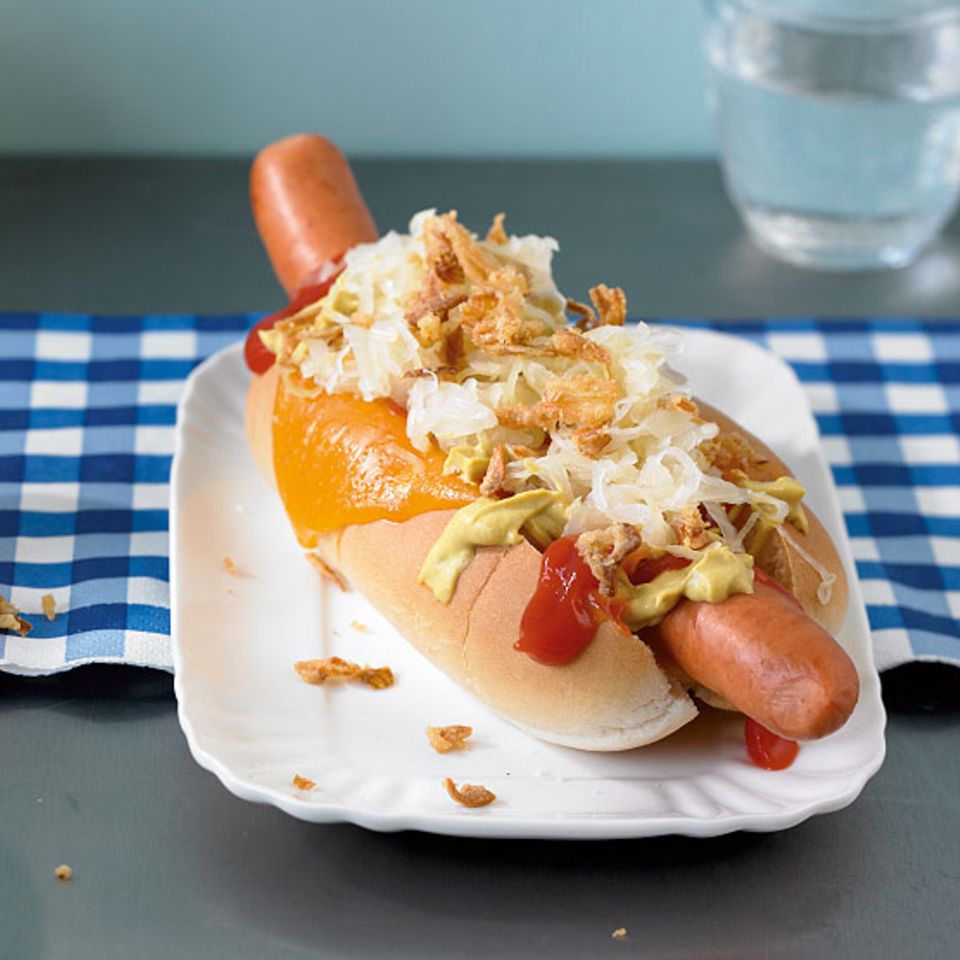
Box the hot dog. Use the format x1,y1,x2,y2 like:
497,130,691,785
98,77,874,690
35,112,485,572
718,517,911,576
653,577,859,740
244,135,859,753
251,133,378,296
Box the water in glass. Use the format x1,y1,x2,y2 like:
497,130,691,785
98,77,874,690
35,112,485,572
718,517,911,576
705,0,960,269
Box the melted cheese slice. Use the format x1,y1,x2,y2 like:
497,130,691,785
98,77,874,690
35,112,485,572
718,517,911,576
273,377,476,546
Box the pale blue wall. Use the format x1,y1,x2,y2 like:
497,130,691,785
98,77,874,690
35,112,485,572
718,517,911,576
2,0,712,157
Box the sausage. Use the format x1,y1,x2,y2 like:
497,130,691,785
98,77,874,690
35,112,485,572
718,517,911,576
653,579,860,740
250,133,378,296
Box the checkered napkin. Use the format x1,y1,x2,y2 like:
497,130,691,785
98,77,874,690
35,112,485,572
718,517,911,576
0,315,957,675
682,319,960,671
0,314,247,674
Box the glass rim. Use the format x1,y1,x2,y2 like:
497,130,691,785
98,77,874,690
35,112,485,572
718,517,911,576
714,0,960,33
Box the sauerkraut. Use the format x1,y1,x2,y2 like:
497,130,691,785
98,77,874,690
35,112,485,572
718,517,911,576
263,210,794,554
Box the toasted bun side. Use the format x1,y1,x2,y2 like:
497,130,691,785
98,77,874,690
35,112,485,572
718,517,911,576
246,368,698,750
698,403,849,635
457,537,698,750
336,514,698,750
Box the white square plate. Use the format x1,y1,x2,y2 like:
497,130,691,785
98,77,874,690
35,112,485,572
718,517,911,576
172,329,886,839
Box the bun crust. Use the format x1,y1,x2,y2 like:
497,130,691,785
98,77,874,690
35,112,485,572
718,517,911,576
699,403,848,635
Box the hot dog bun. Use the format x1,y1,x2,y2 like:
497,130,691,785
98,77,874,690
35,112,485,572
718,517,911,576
246,364,855,746
246,365,699,750
698,403,849,635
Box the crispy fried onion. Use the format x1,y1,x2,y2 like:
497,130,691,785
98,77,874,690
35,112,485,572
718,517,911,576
479,443,509,497
671,506,714,550
426,725,473,753
405,289,467,334
0,595,31,636
541,375,620,429
548,327,612,370
701,430,773,482
589,284,627,328
571,426,611,458
443,777,496,808
459,266,545,348
408,211,547,359
658,394,701,417
295,657,394,690
486,212,508,245
272,313,344,365
497,376,619,437
403,280,468,375
567,296,597,329
306,553,349,592
423,211,499,285
576,523,644,596
569,284,627,331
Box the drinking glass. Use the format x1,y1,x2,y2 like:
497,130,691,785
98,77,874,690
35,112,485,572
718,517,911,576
703,0,960,270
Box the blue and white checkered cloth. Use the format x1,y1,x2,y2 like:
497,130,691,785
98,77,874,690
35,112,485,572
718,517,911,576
0,315,957,675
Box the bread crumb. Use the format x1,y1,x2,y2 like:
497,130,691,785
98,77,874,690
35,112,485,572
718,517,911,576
0,595,31,636
54,864,73,883
426,725,473,754
348,619,368,633
307,553,348,591
295,657,394,690
292,774,316,791
223,556,238,575
443,777,496,808
41,594,57,621
611,928,628,940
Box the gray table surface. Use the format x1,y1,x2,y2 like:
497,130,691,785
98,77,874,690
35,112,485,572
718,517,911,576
1,158,959,960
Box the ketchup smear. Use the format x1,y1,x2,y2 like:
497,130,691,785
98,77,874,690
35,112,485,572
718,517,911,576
744,717,800,770
515,537,692,666
244,259,344,374
515,536,612,665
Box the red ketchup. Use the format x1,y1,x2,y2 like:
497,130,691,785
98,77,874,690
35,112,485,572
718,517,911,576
244,259,344,374
744,717,800,770
622,551,691,585
515,537,691,666
516,536,612,665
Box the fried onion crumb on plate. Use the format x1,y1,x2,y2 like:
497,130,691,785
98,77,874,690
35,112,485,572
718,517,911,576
443,777,496,808
54,864,73,883
292,774,316,791
426,725,473,753
306,553,349,591
295,656,394,690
